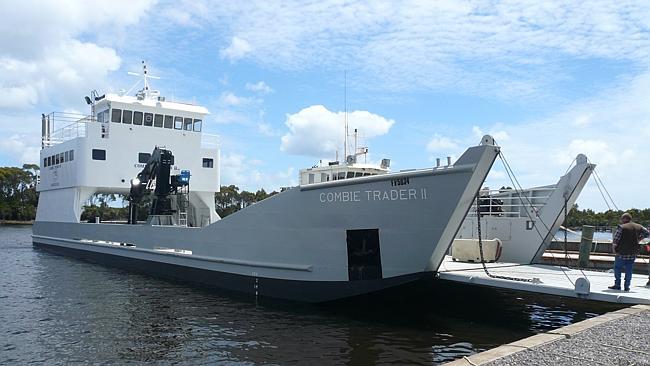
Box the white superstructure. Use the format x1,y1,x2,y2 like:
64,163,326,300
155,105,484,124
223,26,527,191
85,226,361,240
37,63,220,226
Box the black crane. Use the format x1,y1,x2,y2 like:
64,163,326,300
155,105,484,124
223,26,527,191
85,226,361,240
127,147,190,224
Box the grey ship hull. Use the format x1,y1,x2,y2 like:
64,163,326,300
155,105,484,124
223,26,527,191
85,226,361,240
33,138,499,302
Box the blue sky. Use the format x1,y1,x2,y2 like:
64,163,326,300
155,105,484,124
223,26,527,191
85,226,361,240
1,1,649,211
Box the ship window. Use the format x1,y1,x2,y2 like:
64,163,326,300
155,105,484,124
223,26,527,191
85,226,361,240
69,150,74,161
64,151,69,162
92,149,106,161
202,158,213,168
193,119,202,132
144,113,153,126
174,116,183,130
346,172,354,179
183,118,192,131
47,156,52,166
154,114,163,128
347,229,382,281
337,172,346,180
138,153,151,163
363,173,371,176
133,111,143,125
164,115,173,129
355,172,363,178
43,158,47,167
111,108,122,123
308,173,314,184
122,110,133,124
54,154,59,164
97,109,109,123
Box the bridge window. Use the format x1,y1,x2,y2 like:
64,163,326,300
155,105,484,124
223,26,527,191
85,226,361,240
346,172,354,179
174,116,183,130
164,115,173,129
69,150,74,161
154,114,163,127
47,156,52,166
122,110,133,124
43,158,47,167
337,172,346,180
133,111,143,125
202,158,213,168
193,119,202,132
138,153,151,163
92,149,106,161
111,109,122,123
64,151,69,162
183,118,192,131
144,113,153,126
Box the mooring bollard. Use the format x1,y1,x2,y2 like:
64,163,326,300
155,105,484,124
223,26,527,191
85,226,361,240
578,225,594,267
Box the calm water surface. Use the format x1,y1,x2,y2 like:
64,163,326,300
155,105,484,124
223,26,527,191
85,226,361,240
1,225,622,365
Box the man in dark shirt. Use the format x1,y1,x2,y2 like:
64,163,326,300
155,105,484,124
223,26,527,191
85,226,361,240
609,213,649,291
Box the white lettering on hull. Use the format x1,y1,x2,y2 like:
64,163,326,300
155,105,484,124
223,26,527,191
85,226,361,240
319,188,428,203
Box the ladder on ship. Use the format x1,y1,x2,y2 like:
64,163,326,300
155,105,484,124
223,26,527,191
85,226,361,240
177,186,189,227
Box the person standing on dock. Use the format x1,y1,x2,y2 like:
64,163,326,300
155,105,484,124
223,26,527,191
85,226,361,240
608,213,649,291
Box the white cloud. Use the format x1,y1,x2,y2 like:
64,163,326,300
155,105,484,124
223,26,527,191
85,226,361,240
220,36,252,62
257,122,277,137
246,81,273,94
0,1,153,110
218,91,254,106
220,152,296,191
555,139,617,168
573,114,592,126
280,105,394,157
426,134,458,152
0,135,40,165
170,1,650,98
475,71,650,210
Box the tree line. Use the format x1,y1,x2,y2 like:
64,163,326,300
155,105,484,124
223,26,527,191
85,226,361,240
0,165,40,221
565,204,650,229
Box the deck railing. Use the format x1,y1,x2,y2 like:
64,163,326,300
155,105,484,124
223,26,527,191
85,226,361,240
42,112,93,147
466,186,556,218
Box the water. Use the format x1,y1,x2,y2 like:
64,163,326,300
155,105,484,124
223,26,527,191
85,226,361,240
1,226,622,365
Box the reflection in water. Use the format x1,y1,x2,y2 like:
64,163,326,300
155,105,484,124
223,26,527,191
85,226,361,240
1,226,623,365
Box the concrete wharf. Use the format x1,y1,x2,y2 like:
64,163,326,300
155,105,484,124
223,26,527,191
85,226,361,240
444,304,650,365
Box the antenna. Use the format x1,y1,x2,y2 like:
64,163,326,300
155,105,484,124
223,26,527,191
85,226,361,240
125,60,161,98
344,71,348,163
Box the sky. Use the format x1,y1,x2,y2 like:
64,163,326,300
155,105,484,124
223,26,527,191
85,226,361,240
1,0,649,211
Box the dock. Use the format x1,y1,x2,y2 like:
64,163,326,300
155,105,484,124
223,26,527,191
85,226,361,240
437,256,650,305
542,251,650,272
444,304,650,365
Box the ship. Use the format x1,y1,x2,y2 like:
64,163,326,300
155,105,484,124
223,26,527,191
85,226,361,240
32,62,500,302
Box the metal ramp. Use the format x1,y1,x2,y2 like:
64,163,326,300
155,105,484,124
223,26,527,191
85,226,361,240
437,255,650,305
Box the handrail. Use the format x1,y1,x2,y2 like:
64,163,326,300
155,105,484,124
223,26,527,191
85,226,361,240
42,112,93,147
